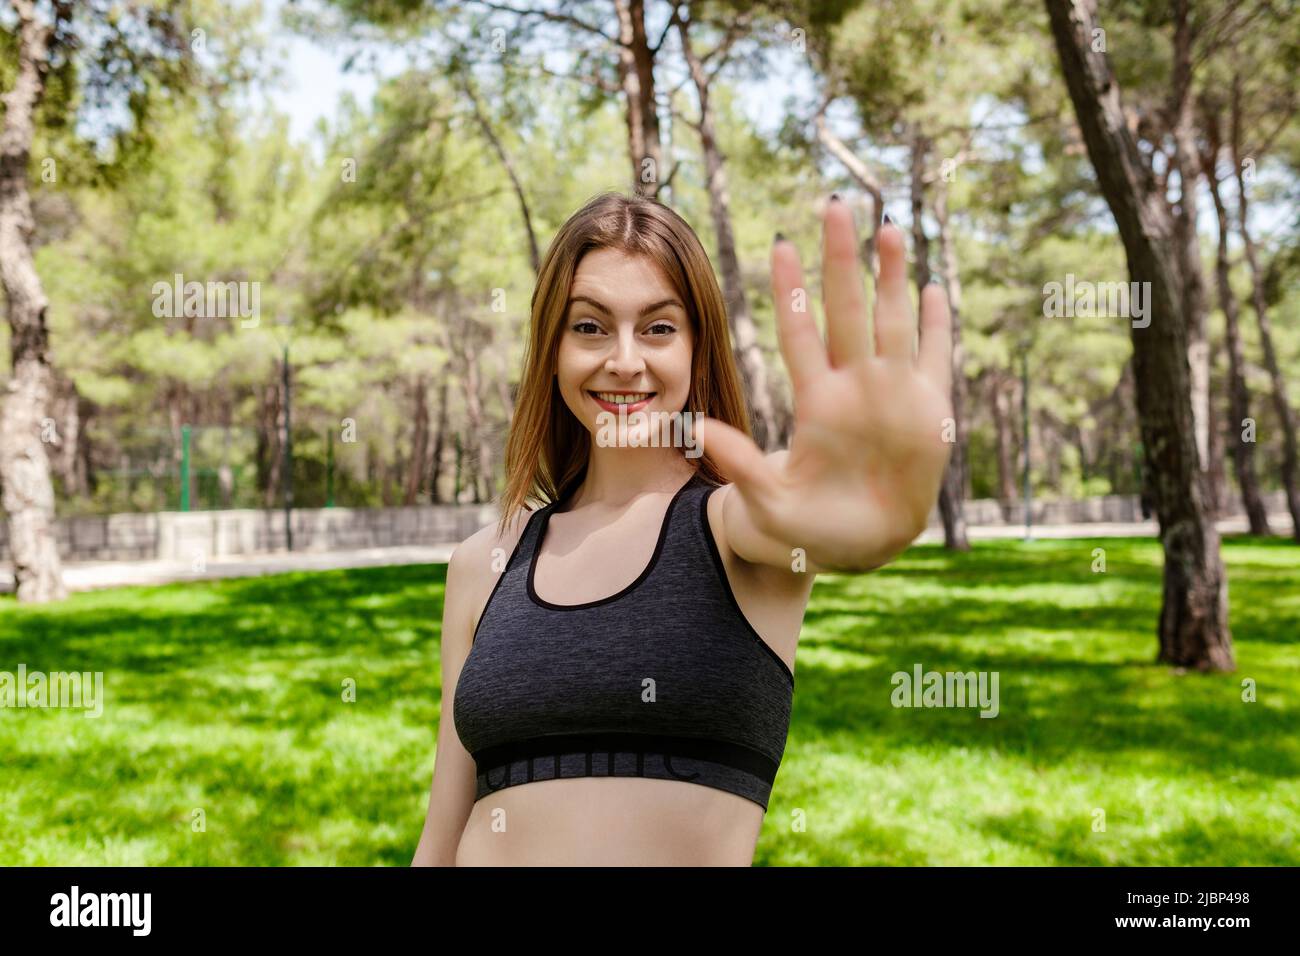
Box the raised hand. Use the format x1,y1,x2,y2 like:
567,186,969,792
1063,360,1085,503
699,198,954,573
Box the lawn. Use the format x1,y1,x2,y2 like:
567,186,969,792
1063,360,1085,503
1,536,1296,865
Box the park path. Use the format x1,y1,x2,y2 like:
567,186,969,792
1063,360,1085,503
0,511,1292,595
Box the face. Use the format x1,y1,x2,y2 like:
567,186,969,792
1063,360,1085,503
556,247,695,438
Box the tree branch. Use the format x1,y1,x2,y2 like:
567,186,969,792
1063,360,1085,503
465,0,616,44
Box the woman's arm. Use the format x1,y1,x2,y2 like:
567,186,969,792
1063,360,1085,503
411,535,486,866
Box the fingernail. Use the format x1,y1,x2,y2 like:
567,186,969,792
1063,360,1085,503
773,231,786,244
829,192,841,202
928,275,942,285
883,212,893,225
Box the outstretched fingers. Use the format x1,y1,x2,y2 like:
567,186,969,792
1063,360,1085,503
772,235,830,394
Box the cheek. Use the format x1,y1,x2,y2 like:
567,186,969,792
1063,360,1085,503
555,341,584,383
555,342,599,406
664,342,694,390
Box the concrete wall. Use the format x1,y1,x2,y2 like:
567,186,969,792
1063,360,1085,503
0,503,498,563
924,490,1289,529
0,490,1288,563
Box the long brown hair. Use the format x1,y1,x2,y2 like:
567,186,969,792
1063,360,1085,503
495,190,755,536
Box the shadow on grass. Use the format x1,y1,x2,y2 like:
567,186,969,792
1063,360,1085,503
1,537,1296,864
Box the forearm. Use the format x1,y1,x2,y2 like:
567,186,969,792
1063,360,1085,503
411,827,458,867
411,767,471,866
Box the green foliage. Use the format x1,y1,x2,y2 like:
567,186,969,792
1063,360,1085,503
6,0,1299,513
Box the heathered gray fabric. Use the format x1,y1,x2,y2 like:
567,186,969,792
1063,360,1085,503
453,470,796,811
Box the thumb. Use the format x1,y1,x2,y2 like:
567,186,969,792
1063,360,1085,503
695,415,775,498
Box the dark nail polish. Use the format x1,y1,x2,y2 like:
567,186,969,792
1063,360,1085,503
830,192,841,202
883,212,893,225
773,231,786,244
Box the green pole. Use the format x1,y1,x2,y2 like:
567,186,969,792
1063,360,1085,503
180,424,191,512
326,428,335,508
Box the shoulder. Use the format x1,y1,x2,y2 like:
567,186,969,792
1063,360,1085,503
449,503,538,589
446,503,542,647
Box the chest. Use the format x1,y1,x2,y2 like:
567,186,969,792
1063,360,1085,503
531,504,668,607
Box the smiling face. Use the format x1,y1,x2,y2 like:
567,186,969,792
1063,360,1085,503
555,247,695,438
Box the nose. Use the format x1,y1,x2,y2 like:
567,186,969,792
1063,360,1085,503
604,327,646,378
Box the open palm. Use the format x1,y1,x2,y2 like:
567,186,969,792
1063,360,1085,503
700,199,954,572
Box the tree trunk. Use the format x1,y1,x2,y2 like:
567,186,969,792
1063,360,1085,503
1205,380,1227,516
615,0,663,198
495,349,515,422
909,131,965,549
76,392,94,499
1046,424,1063,488
991,372,1017,521
430,378,448,504
814,105,885,272
1201,118,1270,534
168,384,184,495
47,370,82,498
909,132,931,288
219,398,234,509
1168,0,1211,479
380,449,395,507
460,334,489,503
404,376,429,505
260,383,282,509
0,2,65,602
931,178,970,550
677,10,782,451
1075,424,1090,487
1044,0,1232,671
1231,74,1300,541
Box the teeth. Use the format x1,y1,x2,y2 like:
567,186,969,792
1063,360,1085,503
595,392,652,405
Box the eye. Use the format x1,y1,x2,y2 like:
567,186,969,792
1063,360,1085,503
647,321,677,335
572,320,603,335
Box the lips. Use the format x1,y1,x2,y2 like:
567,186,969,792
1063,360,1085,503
589,391,655,413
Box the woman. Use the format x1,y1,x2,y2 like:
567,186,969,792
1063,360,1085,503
412,191,953,866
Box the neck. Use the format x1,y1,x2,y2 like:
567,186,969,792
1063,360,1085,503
566,446,697,512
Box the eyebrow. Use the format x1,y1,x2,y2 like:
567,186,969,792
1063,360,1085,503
567,295,685,319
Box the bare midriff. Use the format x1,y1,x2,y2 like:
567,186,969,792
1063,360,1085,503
454,776,766,866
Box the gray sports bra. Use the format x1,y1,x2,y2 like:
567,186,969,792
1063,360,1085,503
453,470,796,811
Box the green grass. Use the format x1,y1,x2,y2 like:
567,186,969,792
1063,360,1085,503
1,536,1296,865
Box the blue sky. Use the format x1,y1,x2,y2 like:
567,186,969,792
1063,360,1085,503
262,1,385,147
